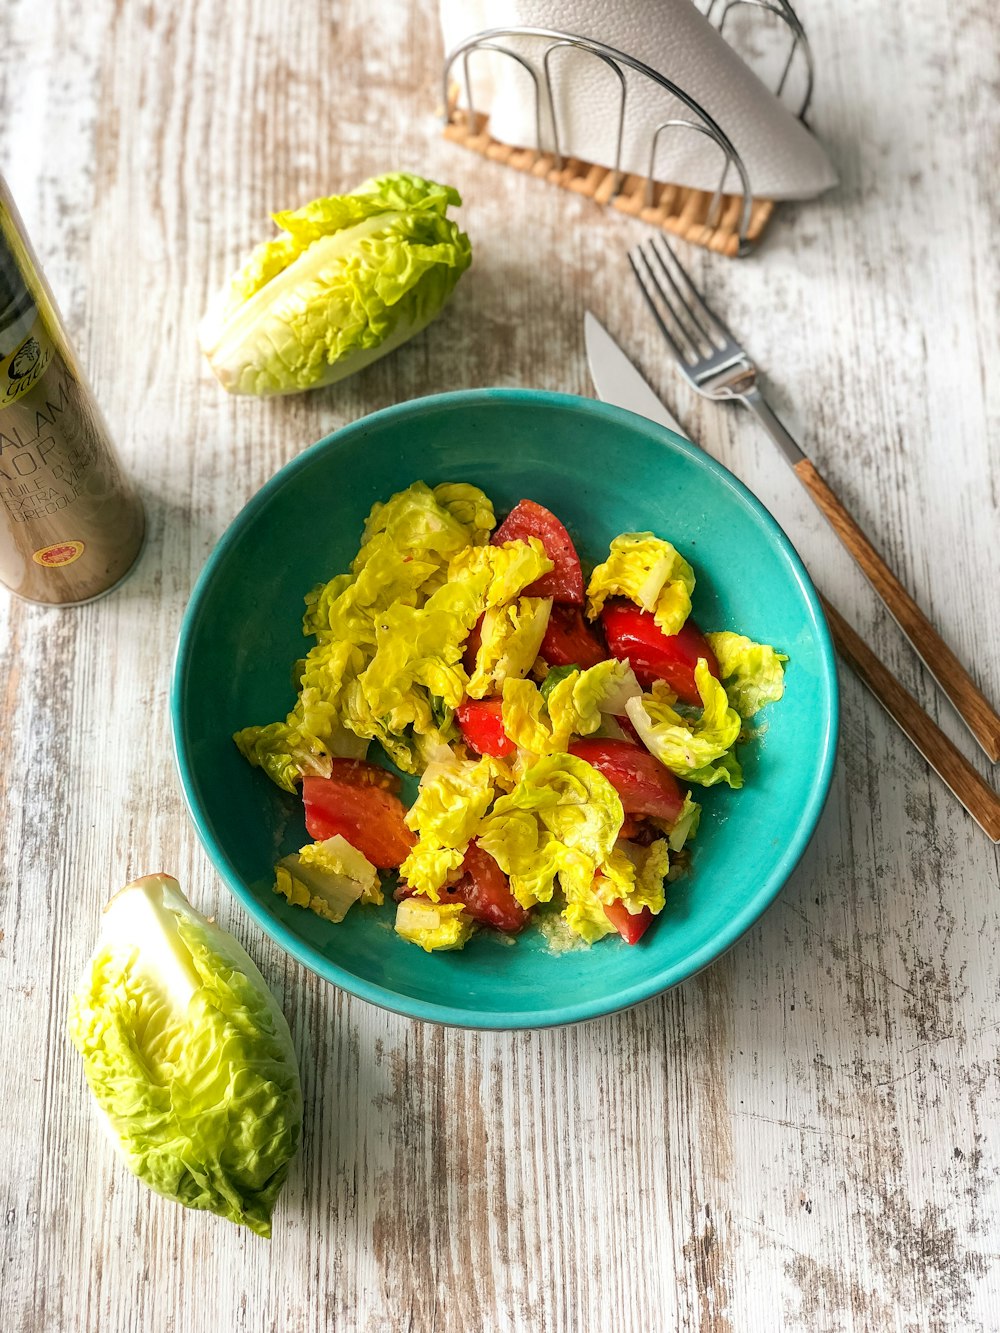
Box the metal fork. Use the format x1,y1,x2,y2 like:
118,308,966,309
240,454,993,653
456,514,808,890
629,233,1000,763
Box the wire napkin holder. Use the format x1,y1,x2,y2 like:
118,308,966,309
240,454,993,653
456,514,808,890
441,3,814,256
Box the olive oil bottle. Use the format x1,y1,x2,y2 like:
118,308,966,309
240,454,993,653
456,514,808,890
0,176,143,604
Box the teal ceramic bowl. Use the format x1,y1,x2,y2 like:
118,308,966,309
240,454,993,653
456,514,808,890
172,389,838,1029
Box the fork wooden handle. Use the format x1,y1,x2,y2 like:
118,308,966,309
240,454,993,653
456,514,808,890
819,595,1000,841
795,458,1000,763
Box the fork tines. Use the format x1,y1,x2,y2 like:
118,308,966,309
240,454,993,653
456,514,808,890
628,235,739,377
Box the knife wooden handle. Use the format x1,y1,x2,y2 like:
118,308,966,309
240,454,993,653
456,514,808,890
796,458,1000,763
819,594,1000,841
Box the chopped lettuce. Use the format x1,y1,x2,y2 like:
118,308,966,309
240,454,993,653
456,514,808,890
625,660,743,787
560,881,618,943
603,838,672,914
233,639,366,791
665,792,702,851
361,579,483,717
586,532,695,635
706,631,787,718
447,538,552,607
400,758,497,896
501,660,639,756
233,719,331,793
198,173,471,396
274,834,382,922
466,596,553,699
394,899,475,951
304,538,436,647
549,837,671,943
477,752,624,909
432,483,496,541
361,480,482,564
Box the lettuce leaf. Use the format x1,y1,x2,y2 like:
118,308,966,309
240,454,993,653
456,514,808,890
432,483,496,543
304,538,436,647
361,578,484,719
232,720,330,793
466,596,553,699
625,660,743,788
501,660,639,756
665,792,702,851
602,838,671,914
361,480,481,563
394,899,475,951
233,639,367,791
274,834,382,922
477,753,624,909
447,538,553,607
198,173,471,396
400,758,497,896
586,532,696,635
705,631,787,718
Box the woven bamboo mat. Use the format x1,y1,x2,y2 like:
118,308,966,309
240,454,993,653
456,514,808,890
444,103,773,256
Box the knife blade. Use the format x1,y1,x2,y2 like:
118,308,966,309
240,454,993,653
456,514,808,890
582,309,1000,842
584,311,687,436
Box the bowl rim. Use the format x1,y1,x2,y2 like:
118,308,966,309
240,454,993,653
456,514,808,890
171,387,839,1029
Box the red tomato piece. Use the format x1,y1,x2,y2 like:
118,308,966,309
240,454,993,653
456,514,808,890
395,841,528,933
614,712,642,745
444,840,528,932
600,600,719,705
302,776,415,869
540,605,607,669
491,499,585,605
455,698,515,757
569,737,685,822
603,897,655,945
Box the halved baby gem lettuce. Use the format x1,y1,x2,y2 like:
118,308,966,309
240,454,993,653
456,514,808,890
199,173,471,395
67,875,302,1237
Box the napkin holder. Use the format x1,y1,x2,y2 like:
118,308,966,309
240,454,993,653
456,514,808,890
442,3,814,256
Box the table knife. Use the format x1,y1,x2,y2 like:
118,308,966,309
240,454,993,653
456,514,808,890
583,309,1000,842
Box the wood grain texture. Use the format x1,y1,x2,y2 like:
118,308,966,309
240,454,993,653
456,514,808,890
443,103,776,254
1,2,999,1331
820,595,1000,841
797,457,1000,762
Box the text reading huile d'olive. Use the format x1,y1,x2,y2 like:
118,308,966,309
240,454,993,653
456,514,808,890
0,369,99,520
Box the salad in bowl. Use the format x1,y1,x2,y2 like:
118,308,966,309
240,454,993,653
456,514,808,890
232,481,786,953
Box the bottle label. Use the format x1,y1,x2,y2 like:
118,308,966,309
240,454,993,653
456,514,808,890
0,324,54,409
33,539,85,567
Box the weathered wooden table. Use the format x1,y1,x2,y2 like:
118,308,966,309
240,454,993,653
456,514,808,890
2,2,998,1329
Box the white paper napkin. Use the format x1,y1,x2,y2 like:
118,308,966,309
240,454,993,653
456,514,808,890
441,0,837,200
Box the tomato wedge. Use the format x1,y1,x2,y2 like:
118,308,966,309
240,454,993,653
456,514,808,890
569,737,685,822
492,499,585,605
603,897,655,945
455,698,515,757
302,775,415,868
540,604,607,669
600,600,719,705
444,840,528,932
614,712,642,745
396,841,528,933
